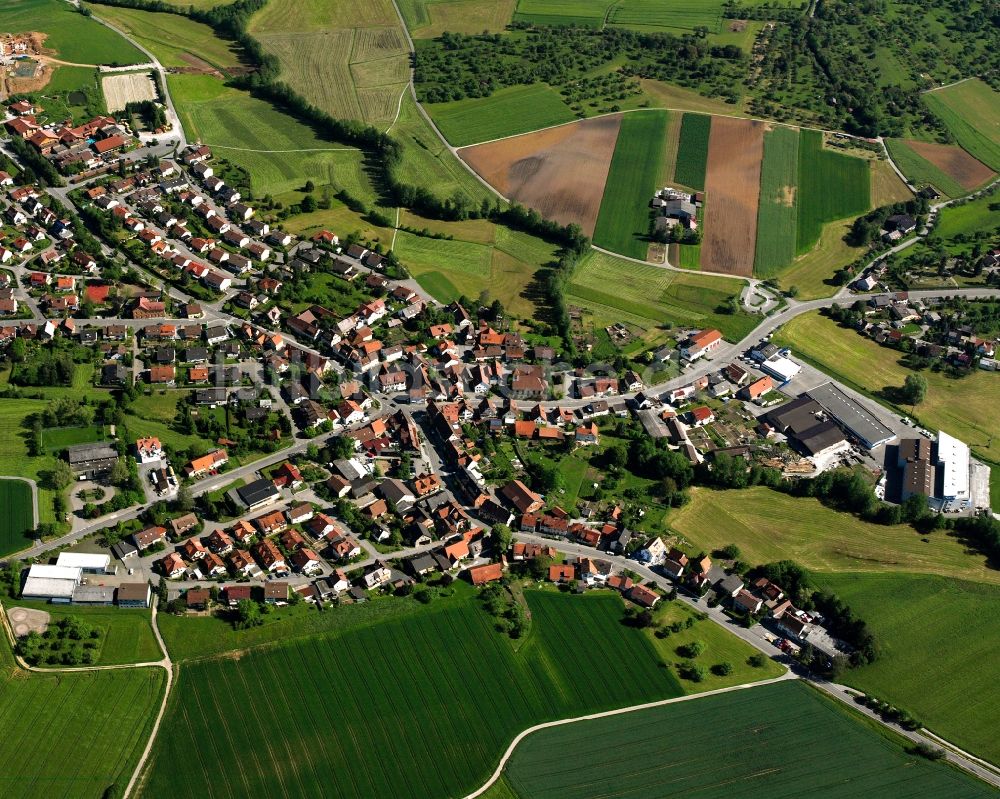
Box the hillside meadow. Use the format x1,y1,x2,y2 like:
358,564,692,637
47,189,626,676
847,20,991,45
144,590,686,798
6,0,144,65
923,79,1000,173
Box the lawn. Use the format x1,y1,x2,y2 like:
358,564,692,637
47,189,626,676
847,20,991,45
144,589,682,798
14,600,161,666
818,571,1000,767
566,250,756,343
753,125,799,277
932,191,1000,242
774,311,1000,466
495,680,993,799
669,487,1000,585
32,65,104,124
0,638,165,799
672,112,711,191
923,79,1000,172
85,3,244,71
40,425,107,455
886,138,966,199
168,74,376,201
592,111,668,259
2,0,144,66
425,84,577,147
0,479,33,558
796,130,871,253
123,391,207,455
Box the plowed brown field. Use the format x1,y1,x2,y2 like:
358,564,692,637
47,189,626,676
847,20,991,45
459,115,622,236
903,139,995,190
701,116,765,276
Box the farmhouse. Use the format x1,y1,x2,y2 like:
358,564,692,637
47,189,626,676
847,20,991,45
681,329,722,361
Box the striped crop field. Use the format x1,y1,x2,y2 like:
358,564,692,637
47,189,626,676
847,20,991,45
923,79,1000,172
754,125,800,277
142,591,682,798
496,680,994,798
0,478,32,556
796,129,870,253
673,113,711,191
593,111,668,259
607,0,726,34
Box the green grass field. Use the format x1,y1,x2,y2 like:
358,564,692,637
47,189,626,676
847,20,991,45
495,680,993,798
932,192,1000,243
885,138,966,198
0,638,165,799
0,479,33,558
85,3,244,71
593,111,668,259
0,399,61,531
145,590,682,798
608,0,726,34
753,126,800,277
670,487,1000,585
40,425,106,455
169,74,377,201
15,600,161,666
774,311,1000,467
923,79,1000,172
818,572,1000,767
426,84,577,147
513,0,611,27
4,0,144,66
398,0,517,38
566,250,756,343
796,130,870,253
673,112,711,191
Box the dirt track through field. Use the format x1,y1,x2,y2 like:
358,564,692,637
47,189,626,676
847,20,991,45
459,116,623,236
903,139,995,190
701,116,765,276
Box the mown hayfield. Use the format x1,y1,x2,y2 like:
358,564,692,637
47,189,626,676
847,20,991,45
753,125,799,277
670,487,1000,585
0,641,164,799
86,3,243,71
700,116,765,276
593,111,668,259
776,217,865,298
513,0,612,27
886,138,966,198
817,572,1000,768
498,681,993,799
640,78,749,115
427,84,577,147
10,0,144,65
774,311,1000,465
394,230,493,277
460,115,622,236
673,112,711,190
169,75,377,201
923,79,1000,172
796,130,870,253
566,250,756,341
399,0,517,38
143,591,682,799
0,479,33,557
608,0,726,34
869,157,914,207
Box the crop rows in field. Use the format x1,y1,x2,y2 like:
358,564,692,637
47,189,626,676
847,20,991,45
592,111,668,259
144,592,678,799
513,0,611,27
501,680,993,799
0,479,32,557
608,0,725,33
0,651,164,799
754,125,800,276
673,113,711,190
796,129,869,253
